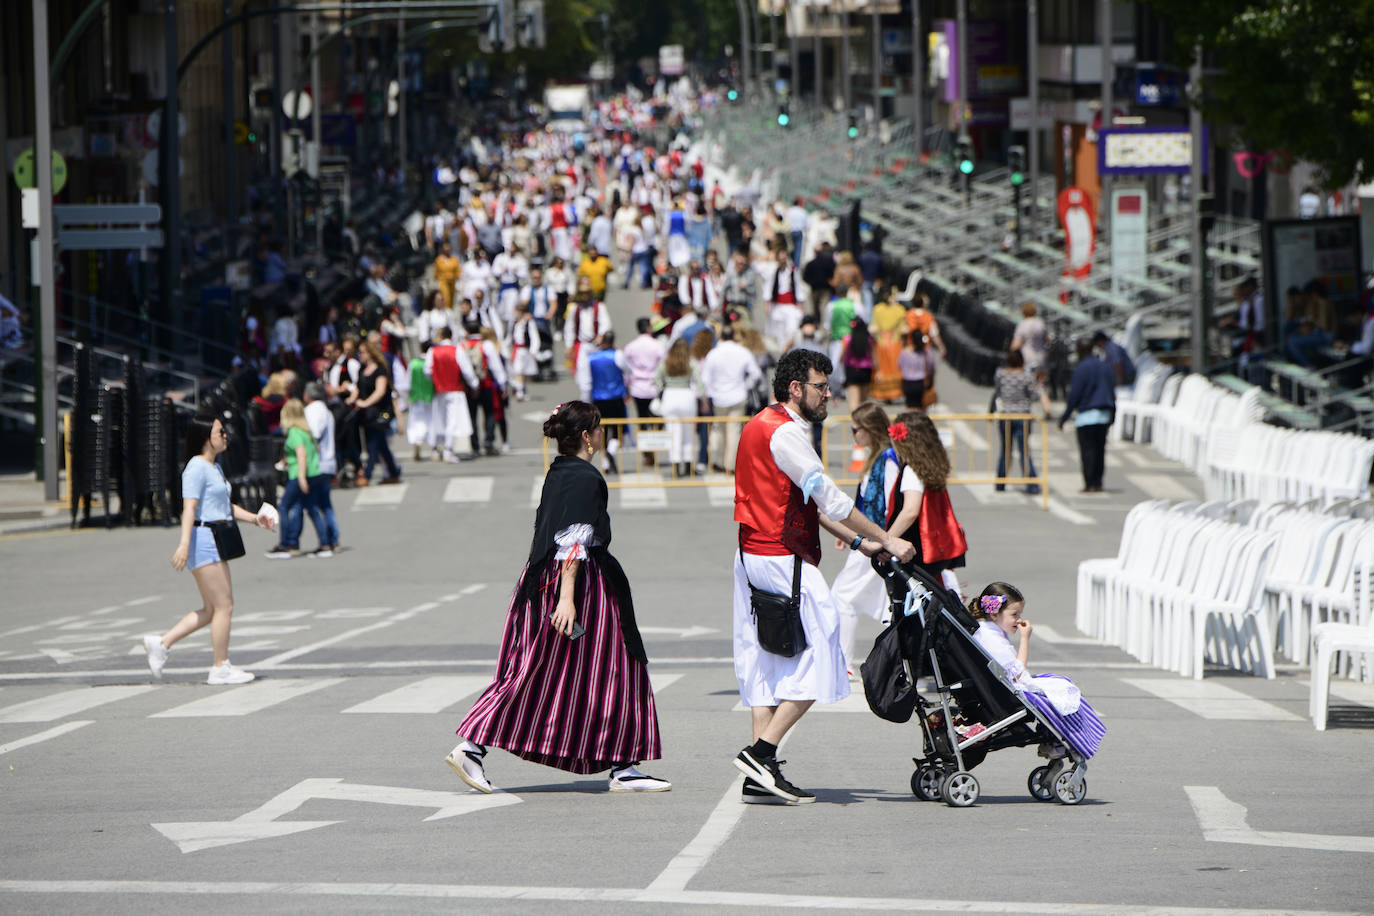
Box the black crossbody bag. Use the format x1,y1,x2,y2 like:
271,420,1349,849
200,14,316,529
198,520,245,561
739,533,807,658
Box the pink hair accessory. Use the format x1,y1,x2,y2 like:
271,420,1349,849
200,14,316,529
979,594,1007,614
887,422,909,442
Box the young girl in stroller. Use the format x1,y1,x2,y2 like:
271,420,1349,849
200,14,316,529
968,581,1105,759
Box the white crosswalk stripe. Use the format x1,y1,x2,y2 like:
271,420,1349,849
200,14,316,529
617,473,667,509
1122,678,1301,721
1126,473,1201,501
443,477,494,503
0,685,158,723
351,483,408,510
150,678,345,718
342,676,491,714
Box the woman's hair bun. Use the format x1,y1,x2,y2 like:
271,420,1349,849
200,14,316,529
543,400,601,456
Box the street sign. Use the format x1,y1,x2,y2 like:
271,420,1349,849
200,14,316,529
13,148,68,194
659,44,684,77
1098,126,1208,175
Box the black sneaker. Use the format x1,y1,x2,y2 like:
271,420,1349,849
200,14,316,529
733,748,815,804
741,777,790,805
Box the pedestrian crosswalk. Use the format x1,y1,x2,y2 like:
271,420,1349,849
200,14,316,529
0,668,1342,734
338,466,1204,519
0,672,690,728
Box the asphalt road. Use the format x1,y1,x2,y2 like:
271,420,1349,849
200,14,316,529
1,281,1372,915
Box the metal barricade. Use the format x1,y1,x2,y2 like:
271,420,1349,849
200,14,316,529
540,412,1051,508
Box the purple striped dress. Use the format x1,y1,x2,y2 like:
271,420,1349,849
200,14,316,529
456,557,662,774
1022,674,1106,759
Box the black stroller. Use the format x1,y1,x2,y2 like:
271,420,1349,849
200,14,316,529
862,560,1095,807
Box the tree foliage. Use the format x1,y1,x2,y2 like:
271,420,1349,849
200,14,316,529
1142,0,1374,188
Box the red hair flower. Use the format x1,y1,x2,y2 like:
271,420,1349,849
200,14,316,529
888,422,908,442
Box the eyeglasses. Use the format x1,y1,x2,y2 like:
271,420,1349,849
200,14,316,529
802,381,830,394
850,426,861,434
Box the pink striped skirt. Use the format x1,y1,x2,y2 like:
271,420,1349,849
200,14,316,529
456,558,662,774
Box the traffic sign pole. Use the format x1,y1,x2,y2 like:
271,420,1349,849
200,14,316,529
32,0,59,499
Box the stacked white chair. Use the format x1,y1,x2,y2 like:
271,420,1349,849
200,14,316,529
1310,565,1374,729
1114,364,1172,443
1116,370,1181,445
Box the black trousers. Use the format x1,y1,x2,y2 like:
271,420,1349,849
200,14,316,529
469,387,497,451
902,379,926,408
1076,422,1109,490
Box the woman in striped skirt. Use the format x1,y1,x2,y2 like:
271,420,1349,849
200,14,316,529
446,400,670,793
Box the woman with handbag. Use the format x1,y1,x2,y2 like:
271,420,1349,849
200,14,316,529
446,401,669,794
348,340,402,486
141,416,275,685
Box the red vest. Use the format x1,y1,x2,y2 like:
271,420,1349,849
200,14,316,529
430,344,464,393
550,203,569,229
734,404,821,565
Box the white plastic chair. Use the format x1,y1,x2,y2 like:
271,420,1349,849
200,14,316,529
1310,561,1374,729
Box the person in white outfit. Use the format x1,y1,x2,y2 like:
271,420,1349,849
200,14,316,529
828,402,924,673
699,326,762,473
730,349,915,805
424,327,479,462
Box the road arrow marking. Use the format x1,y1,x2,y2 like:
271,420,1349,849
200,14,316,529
153,778,520,853
638,626,718,639
1185,786,1374,853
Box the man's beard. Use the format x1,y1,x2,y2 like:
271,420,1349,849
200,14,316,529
798,397,828,425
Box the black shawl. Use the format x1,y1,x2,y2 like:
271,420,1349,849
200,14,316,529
519,455,646,664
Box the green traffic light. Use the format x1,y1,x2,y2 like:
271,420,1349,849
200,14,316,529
248,132,257,143
1010,171,1024,186
728,89,738,101
777,113,790,126
847,126,859,139
959,159,974,175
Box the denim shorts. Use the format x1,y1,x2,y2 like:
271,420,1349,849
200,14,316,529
188,526,222,571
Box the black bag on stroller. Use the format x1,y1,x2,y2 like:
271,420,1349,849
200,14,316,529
861,613,923,723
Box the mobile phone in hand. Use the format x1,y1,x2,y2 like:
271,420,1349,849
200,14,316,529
567,621,586,641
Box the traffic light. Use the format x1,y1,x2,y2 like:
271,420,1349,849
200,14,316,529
776,103,790,127
846,113,859,140
955,138,975,176
727,88,738,102
1008,145,1026,187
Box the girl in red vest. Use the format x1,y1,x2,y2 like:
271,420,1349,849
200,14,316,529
885,410,967,596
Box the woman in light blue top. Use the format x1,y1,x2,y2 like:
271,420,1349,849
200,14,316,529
140,416,275,686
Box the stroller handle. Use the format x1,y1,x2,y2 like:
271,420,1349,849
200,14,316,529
886,558,952,597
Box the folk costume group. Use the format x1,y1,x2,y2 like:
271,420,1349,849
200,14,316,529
442,350,1031,805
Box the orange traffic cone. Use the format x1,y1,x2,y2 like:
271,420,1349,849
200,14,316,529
847,445,867,474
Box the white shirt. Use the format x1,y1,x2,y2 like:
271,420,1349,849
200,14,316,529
700,340,762,406
304,399,337,476
416,308,451,345
491,252,529,286
462,259,492,300
521,284,556,321
564,300,612,349
588,215,613,255
786,205,808,234
270,316,299,353
767,404,855,522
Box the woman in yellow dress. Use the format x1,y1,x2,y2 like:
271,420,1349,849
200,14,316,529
869,285,906,403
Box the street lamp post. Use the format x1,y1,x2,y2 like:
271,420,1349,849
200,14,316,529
1027,0,1039,239
31,0,59,499
871,0,881,122
911,0,922,166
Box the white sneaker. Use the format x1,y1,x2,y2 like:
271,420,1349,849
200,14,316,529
142,635,167,679
207,662,255,685
445,741,493,794
608,765,672,793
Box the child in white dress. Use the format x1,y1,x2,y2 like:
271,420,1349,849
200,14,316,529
968,582,1081,716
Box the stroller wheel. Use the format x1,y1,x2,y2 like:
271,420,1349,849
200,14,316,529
911,766,943,801
940,771,980,807
1052,769,1087,805
1028,765,1055,802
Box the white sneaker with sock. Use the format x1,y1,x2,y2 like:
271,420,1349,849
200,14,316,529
142,635,167,679
608,764,671,793
445,740,493,794
206,662,255,686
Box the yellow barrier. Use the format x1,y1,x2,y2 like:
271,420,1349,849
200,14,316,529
540,411,1051,509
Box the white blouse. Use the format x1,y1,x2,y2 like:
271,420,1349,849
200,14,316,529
553,523,600,562
972,621,1082,715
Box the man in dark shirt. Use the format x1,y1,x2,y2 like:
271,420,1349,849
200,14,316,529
802,242,836,321
719,202,743,254
1060,338,1116,493
858,243,883,313
1091,331,1136,387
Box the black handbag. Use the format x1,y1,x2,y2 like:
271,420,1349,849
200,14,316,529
860,616,921,723
202,520,246,561
740,535,807,658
